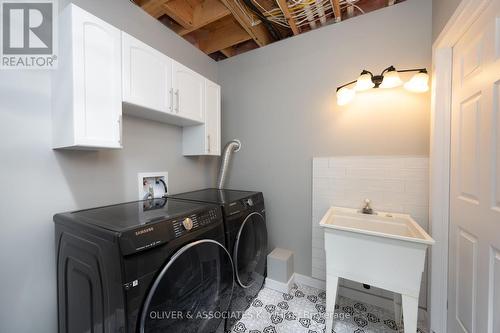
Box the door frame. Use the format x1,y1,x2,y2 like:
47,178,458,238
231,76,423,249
430,0,492,332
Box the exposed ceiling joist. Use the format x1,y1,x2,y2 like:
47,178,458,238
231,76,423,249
192,17,252,54
276,0,299,35
163,0,196,28
175,0,232,35
330,0,342,22
219,0,274,47
137,0,406,60
141,0,169,18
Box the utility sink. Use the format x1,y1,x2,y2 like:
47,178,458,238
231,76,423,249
319,206,434,333
319,206,434,245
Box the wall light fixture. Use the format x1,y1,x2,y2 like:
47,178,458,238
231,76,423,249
336,66,429,105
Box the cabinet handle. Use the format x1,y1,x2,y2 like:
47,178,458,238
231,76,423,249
175,89,180,113
118,115,122,146
207,134,211,153
169,88,173,111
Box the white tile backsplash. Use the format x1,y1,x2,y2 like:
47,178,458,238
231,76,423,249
311,155,429,308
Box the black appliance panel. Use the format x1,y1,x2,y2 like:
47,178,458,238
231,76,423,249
170,188,256,205
70,198,211,231
54,199,230,333
119,205,222,256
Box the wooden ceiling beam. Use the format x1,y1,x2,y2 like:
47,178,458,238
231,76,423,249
141,0,169,18
330,0,341,22
276,0,299,35
176,0,232,36
163,0,196,28
195,19,252,54
220,47,236,58
219,0,273,46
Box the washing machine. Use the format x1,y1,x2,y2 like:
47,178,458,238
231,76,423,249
54,197,234,333
169,189,268,330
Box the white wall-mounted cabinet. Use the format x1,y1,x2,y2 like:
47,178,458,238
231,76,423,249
52,4,122,149
122,32,172,114
172,61,205,124
122,34,204,126
52,4,219,155
183,79,221,156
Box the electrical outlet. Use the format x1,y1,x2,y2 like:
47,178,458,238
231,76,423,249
137,172,168,200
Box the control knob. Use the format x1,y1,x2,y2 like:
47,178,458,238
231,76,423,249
246,198,254,207
182,217,193,230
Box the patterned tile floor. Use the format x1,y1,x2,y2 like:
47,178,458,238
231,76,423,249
231,283,427,333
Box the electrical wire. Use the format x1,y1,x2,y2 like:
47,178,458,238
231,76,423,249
252,0,362,30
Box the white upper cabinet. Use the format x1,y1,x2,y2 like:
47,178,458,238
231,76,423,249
52,4,122,149
183,79,221,156
172,61,205,124
205,79,221,155
52,4,220,155
122,32,172,114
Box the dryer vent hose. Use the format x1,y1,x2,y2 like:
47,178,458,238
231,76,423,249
217,139,241,189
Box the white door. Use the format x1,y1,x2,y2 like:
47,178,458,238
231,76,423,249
122,32,172,113
172,61,204,123
205,79,221,155
448,2,500,332
72,6,122,148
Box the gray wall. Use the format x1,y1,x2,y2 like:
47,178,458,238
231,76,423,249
432,0,462,41
0,1,218,332
218,0,432,276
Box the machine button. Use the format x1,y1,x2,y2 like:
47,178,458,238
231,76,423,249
247,198,254,207
182,217,194,230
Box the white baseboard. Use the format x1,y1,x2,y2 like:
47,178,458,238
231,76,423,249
264,274,295,293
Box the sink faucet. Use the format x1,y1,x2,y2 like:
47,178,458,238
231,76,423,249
361,199,374,215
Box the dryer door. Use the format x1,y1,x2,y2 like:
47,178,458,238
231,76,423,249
139,240,234,333
234,212,268,288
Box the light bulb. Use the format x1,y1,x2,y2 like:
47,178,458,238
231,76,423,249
380,70,403,89
404,72,429,93
354,73,375,91
337,87,355,106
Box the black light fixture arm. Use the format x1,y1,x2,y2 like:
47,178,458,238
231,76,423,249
336,80,357,91
337,66,428,91
396,68,428,74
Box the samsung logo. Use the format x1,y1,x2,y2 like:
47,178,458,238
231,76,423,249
135,227,154,236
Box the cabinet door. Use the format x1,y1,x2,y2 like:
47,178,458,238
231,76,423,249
205,79,221,155
72,6,122,148
122,32,172,113
172,61,204,123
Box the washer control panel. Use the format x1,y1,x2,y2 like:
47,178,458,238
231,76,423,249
227,193,263,216
172,207,220,238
